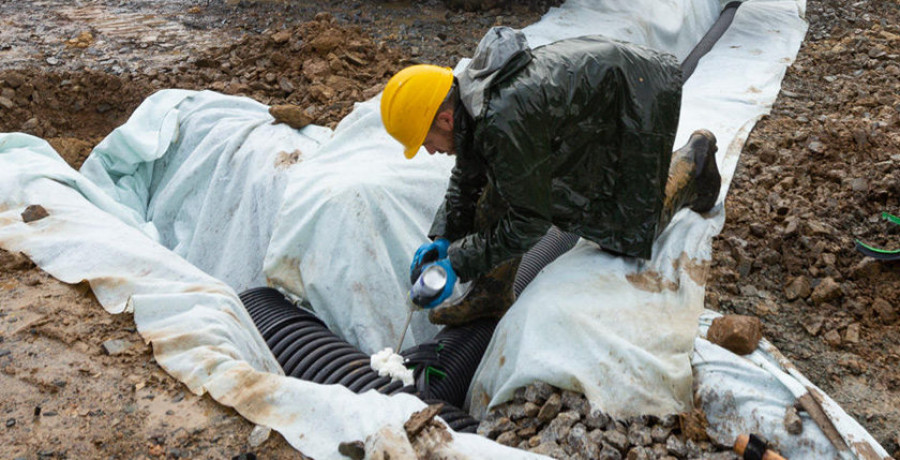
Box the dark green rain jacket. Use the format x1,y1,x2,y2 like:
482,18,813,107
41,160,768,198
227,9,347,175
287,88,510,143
429,27,683,282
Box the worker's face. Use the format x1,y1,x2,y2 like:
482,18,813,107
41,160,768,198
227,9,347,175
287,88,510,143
422,110,455,156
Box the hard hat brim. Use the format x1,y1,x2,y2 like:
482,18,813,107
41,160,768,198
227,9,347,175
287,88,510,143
404,144,421,159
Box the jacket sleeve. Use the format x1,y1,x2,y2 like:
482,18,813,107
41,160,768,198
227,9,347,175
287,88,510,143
447,113,554,282
428,152,488,241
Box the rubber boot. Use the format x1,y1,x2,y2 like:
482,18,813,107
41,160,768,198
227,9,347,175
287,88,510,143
658,129,721,231
428,257,521,327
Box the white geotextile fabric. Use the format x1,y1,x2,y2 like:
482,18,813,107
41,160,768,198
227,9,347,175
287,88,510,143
0,132,540,459
80,90,334,293
693,311,891,459
263,98,453,353
80,89,448,351
468,0,809,419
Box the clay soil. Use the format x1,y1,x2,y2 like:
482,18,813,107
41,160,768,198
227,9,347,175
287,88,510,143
0,0,897,458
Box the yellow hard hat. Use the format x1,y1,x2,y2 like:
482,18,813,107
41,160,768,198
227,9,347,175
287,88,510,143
380,64,454,159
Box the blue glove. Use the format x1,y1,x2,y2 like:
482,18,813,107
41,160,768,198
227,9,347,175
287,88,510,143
410,259,457,309
409,238,450,284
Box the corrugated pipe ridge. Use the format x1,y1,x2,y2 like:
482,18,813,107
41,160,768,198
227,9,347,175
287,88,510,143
239,287,479,432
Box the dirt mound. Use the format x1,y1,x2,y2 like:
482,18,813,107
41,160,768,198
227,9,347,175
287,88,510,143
0,15,408,167
0,69,153,164
185,12,407,128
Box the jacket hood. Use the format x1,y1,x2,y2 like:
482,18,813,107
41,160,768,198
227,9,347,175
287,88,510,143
457,26,530,117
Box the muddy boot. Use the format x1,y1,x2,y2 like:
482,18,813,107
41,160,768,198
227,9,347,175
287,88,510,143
428,257,521,327
689,129,721,213
659,130,721,231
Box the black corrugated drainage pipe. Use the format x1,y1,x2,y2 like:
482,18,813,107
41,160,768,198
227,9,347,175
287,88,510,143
401,318,498,409
680,1,742,80
514,226,581,296
240,287,479,433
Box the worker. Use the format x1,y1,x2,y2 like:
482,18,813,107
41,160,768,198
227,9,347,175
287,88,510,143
380,27,721,326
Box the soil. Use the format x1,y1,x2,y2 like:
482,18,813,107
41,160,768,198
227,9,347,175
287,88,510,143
0,0,898,459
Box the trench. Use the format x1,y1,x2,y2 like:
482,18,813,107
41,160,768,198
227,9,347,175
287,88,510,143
239,0,741,433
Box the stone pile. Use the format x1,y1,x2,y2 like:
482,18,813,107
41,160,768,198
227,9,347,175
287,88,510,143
477,382,738,460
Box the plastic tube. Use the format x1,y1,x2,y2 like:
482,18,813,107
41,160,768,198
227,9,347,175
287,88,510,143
680,1,742,80
239,287,479,432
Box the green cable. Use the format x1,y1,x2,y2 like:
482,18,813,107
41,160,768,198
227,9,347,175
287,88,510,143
425,366,447,385
882,212,900,226
853,211,900,259
855,239,900,255
403,342,449,385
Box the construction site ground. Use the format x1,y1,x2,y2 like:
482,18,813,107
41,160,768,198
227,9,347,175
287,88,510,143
0,0,898,458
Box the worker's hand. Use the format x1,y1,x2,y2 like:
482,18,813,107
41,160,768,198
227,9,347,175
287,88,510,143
409,238,450,284
411,259,457,309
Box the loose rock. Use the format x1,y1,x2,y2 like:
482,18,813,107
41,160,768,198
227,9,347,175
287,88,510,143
477,414,515,439
102,339,131,356
269,104,315,129
495,430,519,447
666,434,688,458
537,392,562,422
525,381,555,404
605,430,630,453
530,441,568,458
784,275,812,301
539,410,579,444
707,315,763,355
843,323,861,344
810,277,842,304
21,204,49,223
871,298,898,325
784,405,803,435
824,329,842,346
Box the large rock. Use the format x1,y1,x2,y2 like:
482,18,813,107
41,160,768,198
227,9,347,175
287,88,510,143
707,315,763,355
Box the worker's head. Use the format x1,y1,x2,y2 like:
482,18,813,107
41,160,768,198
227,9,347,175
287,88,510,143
381,64,455,159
